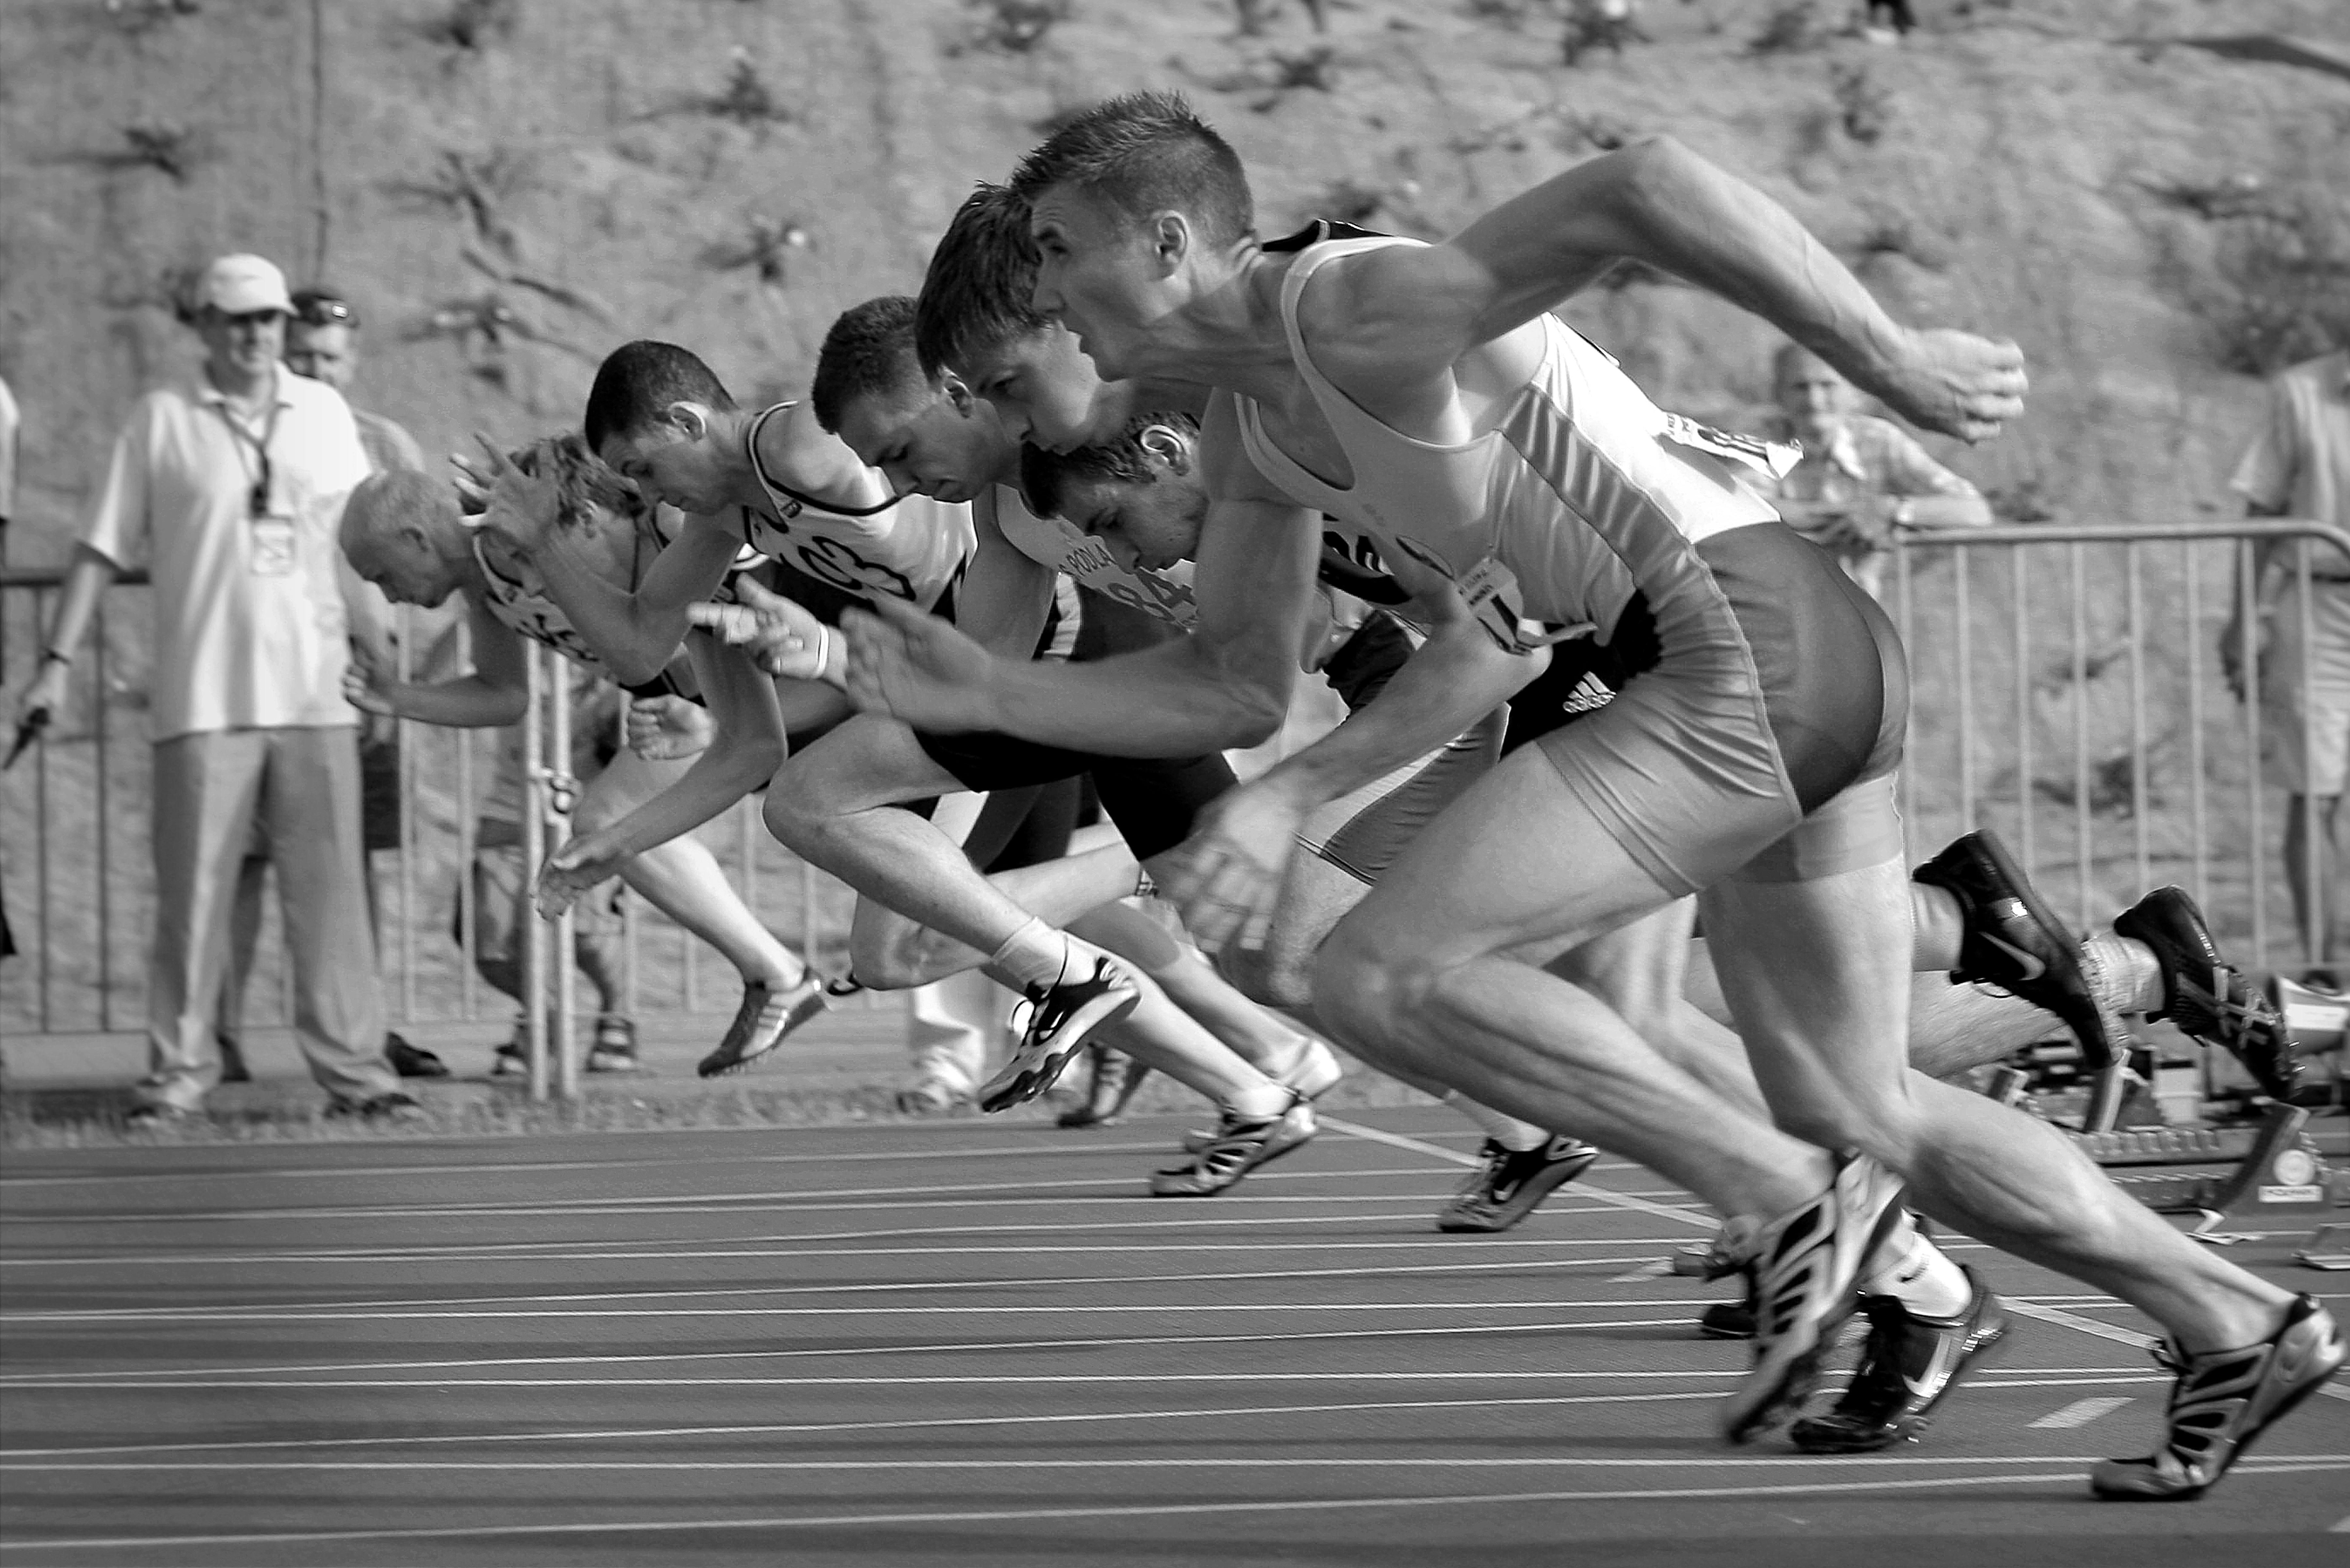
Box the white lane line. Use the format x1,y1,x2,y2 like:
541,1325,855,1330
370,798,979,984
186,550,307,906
0,1373,2174,1395
0,1377,2178,1459
2025,1397,2134,1430
18,1453,2347,1475
1322,1117,1718,1231
2002,1298,2157,1352
1609,1261,1676,1282
20,1468,2350,1554
0,1298,1735,1326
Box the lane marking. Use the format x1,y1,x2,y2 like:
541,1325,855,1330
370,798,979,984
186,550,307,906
0,1169,1526,1226
15,1453,2346,1474
1610,1261,1677,1282
16,1469,2349,1553
0,1299,1738,1326
2025,1397,2134,1430
0,1373,2175,1395
1323,1117,1719,1231
0,1381,2169,1458
2002,1298,2157,1352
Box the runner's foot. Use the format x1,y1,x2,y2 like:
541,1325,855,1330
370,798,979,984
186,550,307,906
1434,1135,1600,1233
2090,1295,2343,1500
979,955,1141,1112
1914,829,2118,1066
1789,1268,2010,1452
1149,1100,1316,1196
2112,887,2296,1099
697,975,830,1079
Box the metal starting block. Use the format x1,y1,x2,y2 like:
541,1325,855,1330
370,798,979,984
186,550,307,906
2073,1102,2347,1243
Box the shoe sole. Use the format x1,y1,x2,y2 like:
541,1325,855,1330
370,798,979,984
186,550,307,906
1787,1307,2012,1453
1433,1146,1599,1233
978,988,1139,1113
697,984,830,1079
1938,832,2116,1066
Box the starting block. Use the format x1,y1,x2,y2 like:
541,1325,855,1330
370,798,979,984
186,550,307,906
2074,1102,2348,1241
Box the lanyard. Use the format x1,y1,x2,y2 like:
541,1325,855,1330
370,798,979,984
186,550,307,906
214,383,284,518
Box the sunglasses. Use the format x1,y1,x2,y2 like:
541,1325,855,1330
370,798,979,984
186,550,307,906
295,298,359,328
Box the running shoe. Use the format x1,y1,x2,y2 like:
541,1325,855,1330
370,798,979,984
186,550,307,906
1182,1037,1341,1151
1699,1287,1759,1340
1435,1135,1601,1233
1149,1100,1317,1196
587,1015,644,1074
895,1076,968,1116
491,1033,531,1078
2090,1295,2343,1500
696,974,830,1079
2112,887,2297,1100
1719,1153,1907,1444
1913,829,2118,1067
385,1032,451,1080
324,1091,429,1124
1789,1267,2010,1452
1057,1045,1153,1128
977,954,1141,1112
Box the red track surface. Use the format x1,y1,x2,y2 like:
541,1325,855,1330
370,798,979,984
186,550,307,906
3,1105,2346,1566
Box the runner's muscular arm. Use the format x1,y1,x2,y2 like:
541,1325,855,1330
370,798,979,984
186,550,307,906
951,494,1057,658
843,402,1316,754
347,595,531,728
1316,136,2025,442
1252,558,1545,811
526,512,743,686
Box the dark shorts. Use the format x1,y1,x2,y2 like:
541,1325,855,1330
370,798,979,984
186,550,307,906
914,731,1235,863
359,737,402,852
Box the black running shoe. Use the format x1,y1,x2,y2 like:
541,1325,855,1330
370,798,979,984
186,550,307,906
1913,829,2117,1067
385,1033,451,1080
325,1091,428,1124
1789,1267,2010,1452
1057,1045,1154,1129
2112,887,2297,1100
1699,1287,1758,1340
1435,1135,1600,1233
2090,1295,2343,1500
696,976,829,1079
1149,1100,1316,1196
1720,1154,1907,1444
979,954,1140,1112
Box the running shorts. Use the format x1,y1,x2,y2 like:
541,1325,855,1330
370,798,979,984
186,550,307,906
914,731,1235,862
1298,705,1509,884
1534,519,1908,894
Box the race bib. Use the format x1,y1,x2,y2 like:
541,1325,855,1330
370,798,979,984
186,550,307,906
1455,556,1595,657
250,516,298,578
1659,412,1801,481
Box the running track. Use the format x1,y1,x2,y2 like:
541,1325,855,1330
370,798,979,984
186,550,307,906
3,1105,2346,1567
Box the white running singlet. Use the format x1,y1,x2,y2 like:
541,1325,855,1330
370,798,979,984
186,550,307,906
737,402,976,611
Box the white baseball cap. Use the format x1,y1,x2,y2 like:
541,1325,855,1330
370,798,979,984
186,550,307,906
196,253,293,316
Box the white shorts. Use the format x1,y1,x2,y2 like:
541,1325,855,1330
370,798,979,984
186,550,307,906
2260,578,2350,797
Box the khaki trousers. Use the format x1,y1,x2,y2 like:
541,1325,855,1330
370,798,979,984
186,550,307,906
142,726,394,1111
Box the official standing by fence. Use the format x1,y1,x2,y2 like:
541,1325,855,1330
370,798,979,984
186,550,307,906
9,254,415,1122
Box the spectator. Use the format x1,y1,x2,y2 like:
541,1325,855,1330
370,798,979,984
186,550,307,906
2224,347,2348,986
10,253,417,1123
1760,344,1992,599
213,286,448,1079
0,371,18,546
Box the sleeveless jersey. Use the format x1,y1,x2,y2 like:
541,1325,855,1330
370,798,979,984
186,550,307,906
470,514,657,679
733,403,975,611
989,483,1200,629
1231,230,1784,643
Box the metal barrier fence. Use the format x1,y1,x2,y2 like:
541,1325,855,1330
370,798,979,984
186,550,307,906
0,568,876,1099
5,520,2342,1094
1887,519,2345,971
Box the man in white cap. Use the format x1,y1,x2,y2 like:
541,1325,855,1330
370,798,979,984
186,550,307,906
11,253,416,1122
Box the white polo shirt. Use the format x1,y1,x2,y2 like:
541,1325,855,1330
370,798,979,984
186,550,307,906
80,369,371,740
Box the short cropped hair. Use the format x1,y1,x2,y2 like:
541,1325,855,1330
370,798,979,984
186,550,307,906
809,296,929,434
343,467,457,547
915,183,1050,380
584,340,736,452
1017,410,1201,521
1009,91,1254,251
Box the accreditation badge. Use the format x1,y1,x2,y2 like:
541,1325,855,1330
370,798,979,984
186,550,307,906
250,515,299,578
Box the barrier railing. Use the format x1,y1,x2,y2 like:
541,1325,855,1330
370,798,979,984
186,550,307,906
0,567,873,1100
1888,520,2346,972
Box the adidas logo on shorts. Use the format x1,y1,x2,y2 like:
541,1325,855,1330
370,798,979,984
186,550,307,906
1561,672,1616,715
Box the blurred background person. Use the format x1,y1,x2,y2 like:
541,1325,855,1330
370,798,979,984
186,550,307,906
1762,343,1992,599
2224,345,2348,989
9,253,414,1123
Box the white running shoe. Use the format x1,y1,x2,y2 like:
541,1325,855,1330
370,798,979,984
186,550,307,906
978,954,1142,1112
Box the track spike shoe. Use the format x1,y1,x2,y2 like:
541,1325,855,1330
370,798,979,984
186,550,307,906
1914,829,2118,1067
1720,1153,1907,1444
1790,1267,2010,1452
1149,1099,1316,1196
696,975,831,1079
1057,1045,1153,1128
2090,1295,2343,1500
978,954,1140,1112
1435,1135,1600,1233
2112,887,2297,1100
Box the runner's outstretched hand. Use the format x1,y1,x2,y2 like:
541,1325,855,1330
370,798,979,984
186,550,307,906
453,434,563,553
535,830,626,920
1866,329,2027,444
688,577,831,683
839,594,998,734
1158,771,1317,956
